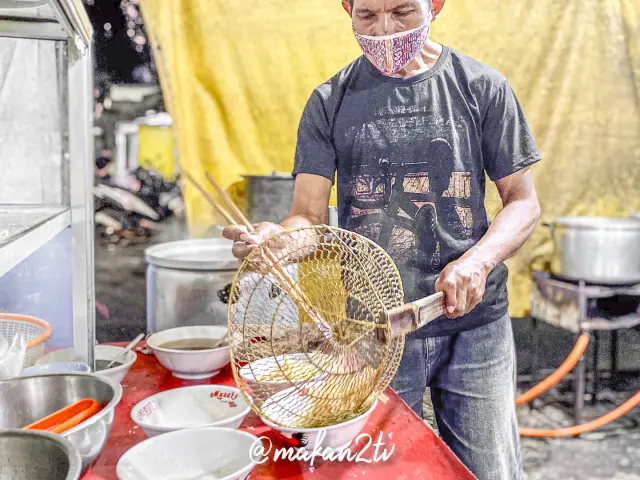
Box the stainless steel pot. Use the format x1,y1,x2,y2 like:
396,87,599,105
244,172,294,224
145,239,241,333
546,216,640,284
0,373,122,473
0,429,82,480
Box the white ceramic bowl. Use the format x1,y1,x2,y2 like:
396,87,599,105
35,348,74,365
116,427,259,480
260,383,378,455
131,385,251,437
93,345,137,384
239,353,332,405
35,346,137,384
147,326,229,380
21,362,90,376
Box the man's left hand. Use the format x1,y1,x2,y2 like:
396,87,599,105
435,257,493,318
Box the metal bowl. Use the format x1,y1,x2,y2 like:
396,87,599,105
0,373,122,472
0,429,82,480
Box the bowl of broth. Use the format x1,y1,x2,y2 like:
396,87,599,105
33,345,137,385
94,345,138,384
146,326,229,380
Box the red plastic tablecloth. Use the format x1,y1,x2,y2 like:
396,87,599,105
83,345,474,480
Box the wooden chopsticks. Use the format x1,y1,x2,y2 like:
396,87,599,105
182,173,339,346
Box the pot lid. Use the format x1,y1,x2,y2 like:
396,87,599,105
145,239,240,271
553,216,640,230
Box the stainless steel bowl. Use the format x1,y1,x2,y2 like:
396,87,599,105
0,373,122,472
0,429,82,480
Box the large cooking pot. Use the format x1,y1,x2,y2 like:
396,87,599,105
145,239,241,333
546,216,640,284
244,172,295,224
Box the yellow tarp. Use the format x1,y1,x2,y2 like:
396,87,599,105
141,0,640,317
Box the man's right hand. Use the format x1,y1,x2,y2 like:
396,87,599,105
222,222,285,260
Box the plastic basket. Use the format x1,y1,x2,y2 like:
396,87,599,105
0,314,53,367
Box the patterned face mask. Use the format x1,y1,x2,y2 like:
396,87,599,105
353,18,432,76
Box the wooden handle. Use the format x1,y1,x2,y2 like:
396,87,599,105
387,292,446,337
412,292,446,330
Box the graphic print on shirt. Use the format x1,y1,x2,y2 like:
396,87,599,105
341,111,474,275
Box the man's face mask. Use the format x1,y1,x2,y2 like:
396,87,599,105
353,12,432,76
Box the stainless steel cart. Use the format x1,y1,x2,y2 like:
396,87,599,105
0,0,95,366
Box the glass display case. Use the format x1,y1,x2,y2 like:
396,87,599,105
0,0,95,366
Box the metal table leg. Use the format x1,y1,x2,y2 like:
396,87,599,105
574,281,587,428
530,317,539,410
611,329,619,374
574,344,586,427
591,330,599,405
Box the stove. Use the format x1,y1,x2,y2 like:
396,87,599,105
531,271,640,333
528,271,640,425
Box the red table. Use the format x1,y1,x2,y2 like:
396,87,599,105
83,346,474,480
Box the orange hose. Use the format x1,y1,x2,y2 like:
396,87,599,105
519,391,640,437
515,332,640,437
515,334,591,406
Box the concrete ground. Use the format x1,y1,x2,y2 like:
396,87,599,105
95,220,640,479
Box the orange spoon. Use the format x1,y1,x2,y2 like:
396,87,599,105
23,398,102,434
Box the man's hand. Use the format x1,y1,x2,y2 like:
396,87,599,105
434,168,540,319
222,173,333,262
435,257,493,318
222,222,285,260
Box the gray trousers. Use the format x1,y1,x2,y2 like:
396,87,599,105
390,314,523,480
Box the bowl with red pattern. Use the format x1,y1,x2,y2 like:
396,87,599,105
131,385,250,437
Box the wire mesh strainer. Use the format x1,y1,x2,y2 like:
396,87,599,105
182,173,445,430
229,225,445,428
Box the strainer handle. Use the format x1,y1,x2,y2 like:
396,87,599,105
387,292,446,336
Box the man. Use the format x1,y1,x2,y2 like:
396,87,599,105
224,1,541,478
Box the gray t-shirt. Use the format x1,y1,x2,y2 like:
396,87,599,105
292,46,541,338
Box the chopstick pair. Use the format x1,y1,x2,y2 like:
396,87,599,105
182,173,340,348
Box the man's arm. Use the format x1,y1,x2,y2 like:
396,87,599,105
223,173,332,258
281,174,333,229
435,167,541,318
225,86,336,259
